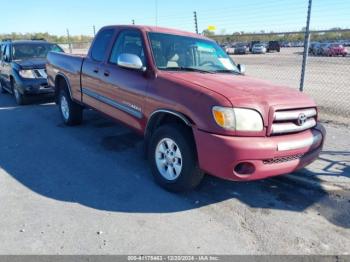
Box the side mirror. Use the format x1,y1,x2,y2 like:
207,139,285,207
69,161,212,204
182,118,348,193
117,53,145,71
238,64,246,75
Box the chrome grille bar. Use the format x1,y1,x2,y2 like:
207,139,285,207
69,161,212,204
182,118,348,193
271,118,317,135
274,108,317,121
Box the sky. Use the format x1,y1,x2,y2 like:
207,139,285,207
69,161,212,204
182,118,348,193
0,0,349,36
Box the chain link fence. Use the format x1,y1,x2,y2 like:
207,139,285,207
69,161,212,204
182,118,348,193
58,42,91,55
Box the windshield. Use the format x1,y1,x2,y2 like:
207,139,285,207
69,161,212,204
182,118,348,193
12,43,63,60
148,32,239,73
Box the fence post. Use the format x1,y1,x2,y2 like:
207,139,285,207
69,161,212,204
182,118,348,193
66,28,72,54
300,0,312,92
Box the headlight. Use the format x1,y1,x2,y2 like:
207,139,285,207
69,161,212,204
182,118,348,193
212,106,264,131
19,70,36,79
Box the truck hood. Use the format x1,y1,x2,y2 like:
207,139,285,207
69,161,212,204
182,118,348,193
166,72,316,123
13,58,47,70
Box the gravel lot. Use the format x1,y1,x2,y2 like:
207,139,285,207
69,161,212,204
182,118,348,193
231,48,350,123
0,94,349,255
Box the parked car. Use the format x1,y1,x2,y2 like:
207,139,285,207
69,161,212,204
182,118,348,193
309,42,319,55
250,41,260,52
235,43,249,54
310,42,322,55
47,25,326,192
0,39,64,104
283,42,292,48
267,41,280,52
252,44,267,54
318,43,330,56
323,43,348,57
225,45,235,55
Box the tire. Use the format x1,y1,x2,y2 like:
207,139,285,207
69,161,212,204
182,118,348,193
12,80,27,105
148,124,204,192
58,89,83,126
0,80,7,94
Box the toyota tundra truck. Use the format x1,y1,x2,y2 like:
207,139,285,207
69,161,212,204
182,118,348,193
46,25,326,192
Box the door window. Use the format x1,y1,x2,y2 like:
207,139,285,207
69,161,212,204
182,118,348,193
109,30,146,65
4,44,11,62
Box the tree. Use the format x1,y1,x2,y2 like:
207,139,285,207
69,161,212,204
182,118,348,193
202,30,215,37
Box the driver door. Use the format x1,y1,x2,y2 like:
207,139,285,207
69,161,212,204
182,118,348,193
98,29,148,132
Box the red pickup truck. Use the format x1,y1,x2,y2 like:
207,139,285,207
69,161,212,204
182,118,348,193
47,25,326,192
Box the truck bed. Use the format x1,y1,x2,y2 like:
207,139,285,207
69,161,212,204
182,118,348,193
47,52,85,102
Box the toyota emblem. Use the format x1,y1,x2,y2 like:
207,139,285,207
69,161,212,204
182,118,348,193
297,113,307,126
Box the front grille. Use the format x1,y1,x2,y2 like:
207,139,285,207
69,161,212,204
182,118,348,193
263,154,304,165
33,69,47,79
271,108,317,135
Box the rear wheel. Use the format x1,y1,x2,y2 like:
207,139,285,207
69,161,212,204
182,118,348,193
148,124,204,192
59,89,83,126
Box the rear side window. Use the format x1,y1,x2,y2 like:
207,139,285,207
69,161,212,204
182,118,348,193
91,29,114,62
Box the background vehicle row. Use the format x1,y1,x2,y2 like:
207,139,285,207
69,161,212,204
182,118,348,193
223,41,280,55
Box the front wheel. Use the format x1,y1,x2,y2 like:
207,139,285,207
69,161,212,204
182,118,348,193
59,89,83,126
148,124,204,192
12,81,27,105
0,80,7,94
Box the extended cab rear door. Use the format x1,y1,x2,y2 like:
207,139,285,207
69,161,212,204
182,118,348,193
80,28,115,110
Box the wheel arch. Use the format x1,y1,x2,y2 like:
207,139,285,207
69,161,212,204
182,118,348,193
54,73,73,102
144,109,196,156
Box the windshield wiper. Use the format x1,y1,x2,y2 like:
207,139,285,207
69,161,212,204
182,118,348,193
163,67,215,74
214,69,241,75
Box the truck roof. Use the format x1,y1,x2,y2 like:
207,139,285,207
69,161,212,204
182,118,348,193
100,25,212,41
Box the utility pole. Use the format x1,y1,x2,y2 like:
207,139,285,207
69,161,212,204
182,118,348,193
300,0,312,92
155,0,158,26
66,28,72,54
93,25,96,37
194,11,199,34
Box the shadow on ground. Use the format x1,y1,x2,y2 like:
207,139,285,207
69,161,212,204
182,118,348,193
0,93,349,228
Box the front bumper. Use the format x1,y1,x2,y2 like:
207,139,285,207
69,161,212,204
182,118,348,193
193,124,326,181
16,78,54,96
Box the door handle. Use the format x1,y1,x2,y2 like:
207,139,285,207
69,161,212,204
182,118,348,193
93,68,99,74
104,71,110,77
